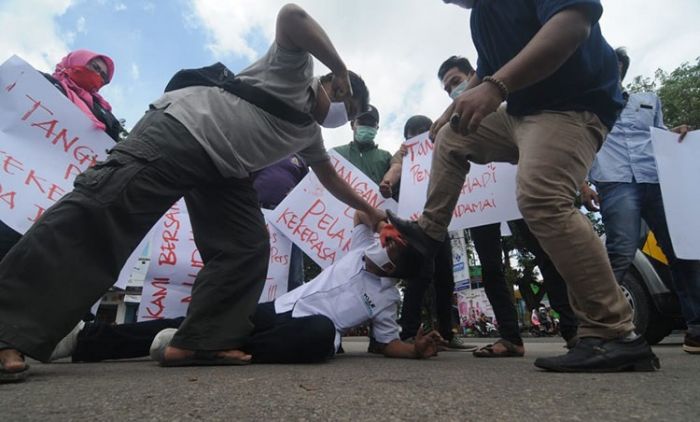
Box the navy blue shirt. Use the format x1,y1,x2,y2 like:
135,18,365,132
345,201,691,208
471,0,623,129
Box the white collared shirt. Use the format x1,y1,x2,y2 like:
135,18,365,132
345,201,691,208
274,224,401,351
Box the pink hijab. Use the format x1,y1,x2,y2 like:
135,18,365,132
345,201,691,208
52,49,115,130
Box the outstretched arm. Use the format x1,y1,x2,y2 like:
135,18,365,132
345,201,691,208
313,160,386,229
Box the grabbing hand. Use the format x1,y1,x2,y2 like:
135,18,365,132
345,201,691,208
580,183,600,212
331,70,353,101
450,81,503,136
414,324,442,358
379,179,393,199
671,124,691,143
429,103,455,141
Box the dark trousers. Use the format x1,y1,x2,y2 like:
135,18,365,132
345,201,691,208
470,223,523,345
71,303,335,364
509,219,578,338
0,109,269,361
243,302,336,364
73,318,184,362
0,220,21,262
400,238,456,341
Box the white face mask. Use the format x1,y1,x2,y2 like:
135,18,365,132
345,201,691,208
321,101,350,128
449,79,470,100
364,241,395,273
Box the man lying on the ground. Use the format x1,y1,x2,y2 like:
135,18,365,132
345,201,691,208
50,210,441,364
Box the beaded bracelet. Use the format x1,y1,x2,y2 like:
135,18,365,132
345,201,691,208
483,75,509,101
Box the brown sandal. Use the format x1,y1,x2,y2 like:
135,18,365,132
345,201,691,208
473,339,524,358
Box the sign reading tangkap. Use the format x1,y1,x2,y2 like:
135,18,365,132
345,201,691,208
0,55,114,233
397,132,521,230
138,203,292,321
270,151,397,268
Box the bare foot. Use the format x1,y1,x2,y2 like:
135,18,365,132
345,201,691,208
0,349,26,373
163,346,251,363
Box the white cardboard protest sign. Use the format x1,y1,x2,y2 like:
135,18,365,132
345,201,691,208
271,151,397,268
138,203,293,321
0,55,114,232
397,132,521,230
0,55,143,289
651,127,700,259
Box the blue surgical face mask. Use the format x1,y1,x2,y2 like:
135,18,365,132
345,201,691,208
354,125,378,144
449,79,469,100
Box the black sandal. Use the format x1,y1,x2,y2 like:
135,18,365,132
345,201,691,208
0,347,29,383
473,339,525,358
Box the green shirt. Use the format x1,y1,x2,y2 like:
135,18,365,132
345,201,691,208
333,141,392,185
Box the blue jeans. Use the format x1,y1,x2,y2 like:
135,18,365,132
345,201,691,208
598,182,700,335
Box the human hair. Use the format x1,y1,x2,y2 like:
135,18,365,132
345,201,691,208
390,242,424,279
403,115,433,139
320,71,370,115
437,55,475,81
615,47,630,81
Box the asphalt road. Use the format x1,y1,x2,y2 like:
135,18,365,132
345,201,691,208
1,334,697,421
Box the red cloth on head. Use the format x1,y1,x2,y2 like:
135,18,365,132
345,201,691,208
52,49,115,130
379,224,407,248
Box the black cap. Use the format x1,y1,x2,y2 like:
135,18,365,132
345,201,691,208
355,104,379,126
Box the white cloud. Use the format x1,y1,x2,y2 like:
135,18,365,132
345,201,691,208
76,15,86,33
187,0,700,154
131,62,140,80
142,2,155,13
0,0,76,72
114,2,126,12
187,0,473,153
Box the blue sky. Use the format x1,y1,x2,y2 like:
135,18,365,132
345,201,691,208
1,0,699,152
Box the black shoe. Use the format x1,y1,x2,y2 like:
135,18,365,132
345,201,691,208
385,210,441,258
560,326,579,349
534,336,660,373
683,333,700,354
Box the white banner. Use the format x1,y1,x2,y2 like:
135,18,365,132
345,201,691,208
0,55,114,232
396,132,521,230
651,127,700,259
138,203,293,321
271,151,397,268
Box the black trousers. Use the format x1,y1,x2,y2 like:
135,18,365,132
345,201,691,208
470,223,522,344
71,303,335,364
73,318,185,362
0,109,269,361
0,221,21,262
400,238,455,341
471,221,578,346
509,219,578,337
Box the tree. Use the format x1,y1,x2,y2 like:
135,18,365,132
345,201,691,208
626,57,700,128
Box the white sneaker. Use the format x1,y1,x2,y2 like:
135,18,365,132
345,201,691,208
49,321,85,361
149,328,178,362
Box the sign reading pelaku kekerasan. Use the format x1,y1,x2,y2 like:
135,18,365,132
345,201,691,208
138,204,292,322
0,55,114,232
271,150,397,268
397,131,522,230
